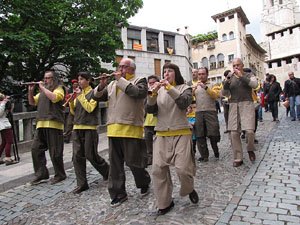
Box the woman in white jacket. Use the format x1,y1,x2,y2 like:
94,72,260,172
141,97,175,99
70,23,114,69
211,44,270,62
0,93,16,165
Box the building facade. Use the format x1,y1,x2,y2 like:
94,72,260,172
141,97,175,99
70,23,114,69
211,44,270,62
192,7,266,85
100,25,193,81
260,0,300,85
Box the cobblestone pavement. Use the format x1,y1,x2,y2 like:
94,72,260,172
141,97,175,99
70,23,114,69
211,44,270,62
0,107,298,224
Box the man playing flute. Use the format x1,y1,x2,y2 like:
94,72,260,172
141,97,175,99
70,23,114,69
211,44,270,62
94,58,151,207
27,71,67,185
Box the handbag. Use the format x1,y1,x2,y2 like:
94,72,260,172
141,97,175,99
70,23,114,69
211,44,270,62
254,102,261,110
283,101,290,108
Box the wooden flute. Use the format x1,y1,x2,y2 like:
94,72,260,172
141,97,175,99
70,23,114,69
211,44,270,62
20,82,41,85
63,92,76,107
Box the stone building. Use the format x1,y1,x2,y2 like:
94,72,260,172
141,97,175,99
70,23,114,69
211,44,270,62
100,25,193,81
260,0,300,85
191,7,266,84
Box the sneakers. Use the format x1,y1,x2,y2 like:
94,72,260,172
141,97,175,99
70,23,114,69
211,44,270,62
111,195,128,208
140,185,150,197
189,189,199,204
157,201,175,216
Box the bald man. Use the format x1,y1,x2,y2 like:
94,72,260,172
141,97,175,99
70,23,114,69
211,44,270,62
221,58,258,167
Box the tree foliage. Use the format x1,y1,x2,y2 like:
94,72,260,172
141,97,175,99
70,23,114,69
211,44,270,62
0,0,143,95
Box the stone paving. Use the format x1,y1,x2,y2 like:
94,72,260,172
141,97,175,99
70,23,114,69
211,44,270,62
0,106,298,224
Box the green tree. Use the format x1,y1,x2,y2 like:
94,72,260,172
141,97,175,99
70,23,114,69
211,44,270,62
0,0,143,95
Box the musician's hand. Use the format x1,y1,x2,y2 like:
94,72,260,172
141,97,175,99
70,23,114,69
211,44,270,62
160,79,170,87
38,81,45,89
198,82,206,89
151,82,162,94
233,69,242,78
74,87,81,95
113,72,122,81
28,84,36,92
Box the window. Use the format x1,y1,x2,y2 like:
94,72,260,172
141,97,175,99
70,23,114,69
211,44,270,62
286,58,292,64
277,60,282,67
289,28,293,34
201,57,208,68
222,34,227,41
193,62,198,69
147,31,159,52
154,59,161,77
229,32,234,39
270,0,274,6
228,54,234,63
219,18,225,22
164,34,175,54
279,0,283,4
209,55,216,70
127,29,141,49
268,63,272,69
127,39,141,50
229,15,234,20
217,54,225,68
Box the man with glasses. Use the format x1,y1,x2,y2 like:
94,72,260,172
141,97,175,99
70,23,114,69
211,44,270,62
221,58,258,167
94,58,151,207
27,71,67,185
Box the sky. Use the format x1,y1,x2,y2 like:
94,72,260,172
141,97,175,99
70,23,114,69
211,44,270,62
129,0,300,44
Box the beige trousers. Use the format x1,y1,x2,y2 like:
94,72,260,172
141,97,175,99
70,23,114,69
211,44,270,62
230,130,256,162
152,134,195,209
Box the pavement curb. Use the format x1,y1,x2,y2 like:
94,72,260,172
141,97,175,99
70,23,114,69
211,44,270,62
0,148,109,193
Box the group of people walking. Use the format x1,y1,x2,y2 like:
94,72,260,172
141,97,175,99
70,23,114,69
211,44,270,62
19,56,299,216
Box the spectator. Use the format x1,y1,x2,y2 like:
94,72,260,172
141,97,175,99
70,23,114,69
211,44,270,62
283,72,300,121
266,74,281,122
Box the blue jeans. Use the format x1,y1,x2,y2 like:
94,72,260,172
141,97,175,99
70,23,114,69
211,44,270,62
258,106,263,120
269,101,278,119
289,95,300,119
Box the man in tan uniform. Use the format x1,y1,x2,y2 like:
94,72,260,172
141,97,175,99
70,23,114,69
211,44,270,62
193,67,221,162
94,58,151,207
221,58,258,167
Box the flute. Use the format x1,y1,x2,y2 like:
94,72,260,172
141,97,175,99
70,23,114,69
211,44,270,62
63,92,76,107
20,81,41,86
94,73,116,81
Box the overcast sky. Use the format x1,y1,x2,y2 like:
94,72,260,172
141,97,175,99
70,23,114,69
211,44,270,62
129,0,300,44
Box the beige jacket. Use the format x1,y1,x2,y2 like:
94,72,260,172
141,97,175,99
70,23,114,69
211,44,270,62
147,84,192,131
94,76,147,127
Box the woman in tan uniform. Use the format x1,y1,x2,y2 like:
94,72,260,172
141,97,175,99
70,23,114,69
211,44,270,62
147,63,199,215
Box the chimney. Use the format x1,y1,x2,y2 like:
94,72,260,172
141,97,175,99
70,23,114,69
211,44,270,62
184,26,189,35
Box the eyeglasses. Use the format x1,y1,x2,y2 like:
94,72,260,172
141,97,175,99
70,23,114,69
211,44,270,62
119,65,130,69
44,77,53,80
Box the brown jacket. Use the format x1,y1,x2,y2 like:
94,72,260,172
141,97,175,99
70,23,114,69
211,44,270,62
94,76,147,127
221,72,258,131
147,84,192,131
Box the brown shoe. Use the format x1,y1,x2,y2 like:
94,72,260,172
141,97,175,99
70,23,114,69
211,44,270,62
248,151,256,162
72,185,89,194
5,160,19,166
233,161,243,167
50,177,66,185
28,177,49,185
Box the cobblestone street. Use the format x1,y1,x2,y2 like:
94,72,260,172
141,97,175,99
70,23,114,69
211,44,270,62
0,106,299,224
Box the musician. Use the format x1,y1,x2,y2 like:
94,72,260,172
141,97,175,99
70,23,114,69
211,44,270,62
147,63,199,215
144,75,159,165
69,72,109,194
63,79,79,143
193,67,221,162
94,58,151,207
221,58,258,167
27,71,67,185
